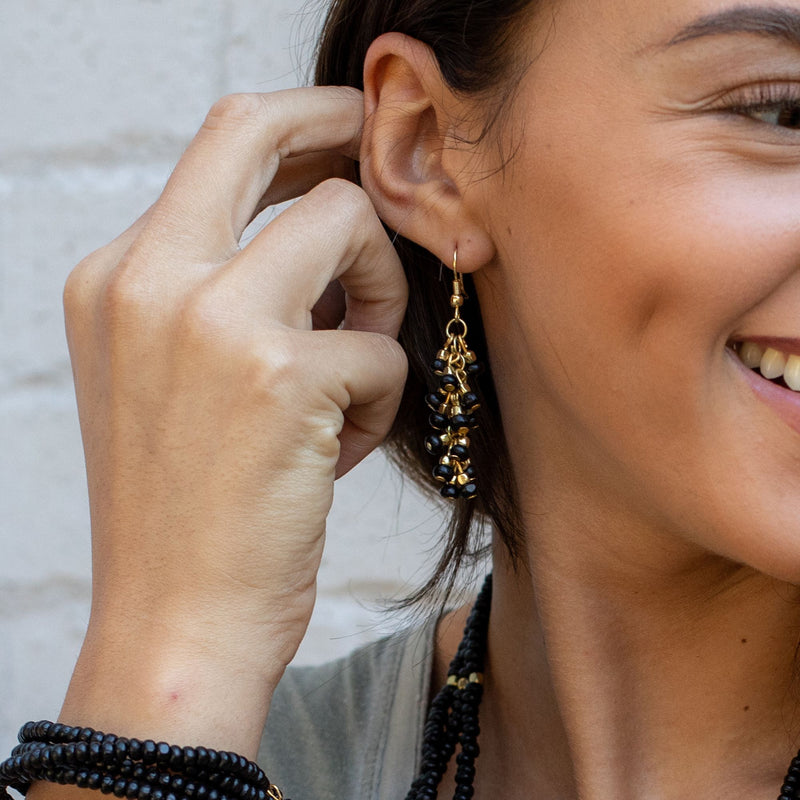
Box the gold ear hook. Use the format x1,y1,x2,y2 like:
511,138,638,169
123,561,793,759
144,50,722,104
450,248,464,319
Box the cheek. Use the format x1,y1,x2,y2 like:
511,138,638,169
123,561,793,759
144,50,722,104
478,105,800,576
487,105,800,409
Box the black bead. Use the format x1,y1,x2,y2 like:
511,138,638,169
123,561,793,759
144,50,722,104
461,392,479,410
440,374,459,392
431,358,448,374
113,779,128,797
425,393,444,412
128,739,143,761
449,414,469,433
440,484,459,499
101,774,116,794
155,742,171,767
433,463,454,482
142,741,157,765
450,444,469,461
168,745,184,770
429,412,448,431
89,740,103,764
460,482,478,500
466,361,483,376
101,741,116,766
195,747,210,768
425,435,444,456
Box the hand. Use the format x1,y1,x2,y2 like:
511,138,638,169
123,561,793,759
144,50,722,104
56,87,408,756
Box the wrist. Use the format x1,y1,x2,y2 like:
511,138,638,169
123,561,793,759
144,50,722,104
60,615,290,759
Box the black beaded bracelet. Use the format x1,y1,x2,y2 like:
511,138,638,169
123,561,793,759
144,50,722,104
0,722,287,800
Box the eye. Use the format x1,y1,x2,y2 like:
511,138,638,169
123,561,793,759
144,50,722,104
719,83,800,131
743,101,800,129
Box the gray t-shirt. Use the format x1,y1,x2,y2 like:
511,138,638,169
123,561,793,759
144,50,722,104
259,618,437,800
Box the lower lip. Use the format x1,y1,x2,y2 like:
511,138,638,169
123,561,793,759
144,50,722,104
727,347,800,438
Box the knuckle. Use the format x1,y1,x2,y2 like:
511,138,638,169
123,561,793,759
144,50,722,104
173,286,231,346
250,333,304,390
98,251,155,328
315,178,374,221
202,93,268,133
174,291,303,392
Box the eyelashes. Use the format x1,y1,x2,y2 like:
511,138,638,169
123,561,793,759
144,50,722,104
717,82,800,130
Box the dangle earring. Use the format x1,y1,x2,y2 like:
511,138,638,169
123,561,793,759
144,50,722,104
424,248,483,500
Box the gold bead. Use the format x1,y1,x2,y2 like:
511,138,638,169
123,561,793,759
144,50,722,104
469,672,484,685
457,677,469,690
465,350,476,363
450,295,463,308
457,473,469,486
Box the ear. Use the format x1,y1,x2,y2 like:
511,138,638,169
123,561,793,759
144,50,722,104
361,32,496,272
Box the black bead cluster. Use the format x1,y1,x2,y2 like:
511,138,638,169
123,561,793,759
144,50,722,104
424,340,482,501
405,574,492,800
779,751,800,800
0,722,286,800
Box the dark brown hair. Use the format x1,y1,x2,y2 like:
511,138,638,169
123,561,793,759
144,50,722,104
315,0,536,604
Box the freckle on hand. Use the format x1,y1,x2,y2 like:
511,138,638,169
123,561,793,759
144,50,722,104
741,638,748,644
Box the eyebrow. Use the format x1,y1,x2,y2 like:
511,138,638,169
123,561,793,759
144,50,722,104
667,5,800,48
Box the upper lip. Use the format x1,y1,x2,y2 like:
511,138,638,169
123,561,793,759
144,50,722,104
729,337,800,359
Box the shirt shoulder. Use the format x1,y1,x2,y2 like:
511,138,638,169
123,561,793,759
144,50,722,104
259,618,437,800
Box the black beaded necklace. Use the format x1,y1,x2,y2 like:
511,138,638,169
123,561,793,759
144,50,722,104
404,573,492,800
403,572,800,800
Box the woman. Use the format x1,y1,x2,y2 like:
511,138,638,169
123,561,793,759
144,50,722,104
5,0,800,797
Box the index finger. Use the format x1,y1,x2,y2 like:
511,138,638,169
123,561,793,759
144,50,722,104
145,87,364,259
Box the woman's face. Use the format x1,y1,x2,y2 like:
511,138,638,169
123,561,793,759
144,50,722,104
473,0,800,578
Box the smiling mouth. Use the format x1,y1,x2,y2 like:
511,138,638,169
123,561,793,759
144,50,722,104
732,341,800,391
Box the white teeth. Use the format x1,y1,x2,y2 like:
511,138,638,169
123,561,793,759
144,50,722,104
785,355,800,391
739,341,765,368
760,347,788,380
736,340,800,391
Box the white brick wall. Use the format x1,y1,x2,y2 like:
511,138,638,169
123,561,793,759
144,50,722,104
0,0,448,758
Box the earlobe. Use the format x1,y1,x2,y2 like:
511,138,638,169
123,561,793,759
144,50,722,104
360,32,495,272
